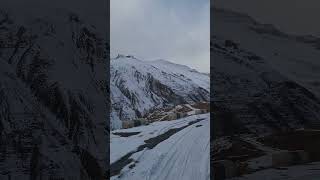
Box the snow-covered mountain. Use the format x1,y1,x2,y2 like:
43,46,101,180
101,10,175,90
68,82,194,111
211,7,320,179
110,55,209,129
211,8,320,137
0,7,108,179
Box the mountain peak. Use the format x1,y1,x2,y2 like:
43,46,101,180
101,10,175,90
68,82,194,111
114,54,136,59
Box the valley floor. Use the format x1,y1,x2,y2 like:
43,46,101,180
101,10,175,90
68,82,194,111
213,130,320,180
110,113,210,180
231,162,320,180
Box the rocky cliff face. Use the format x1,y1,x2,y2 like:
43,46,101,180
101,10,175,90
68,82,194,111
0,8,108,179
110,56,210,129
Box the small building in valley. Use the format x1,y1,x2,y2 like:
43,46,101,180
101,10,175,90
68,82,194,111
161,112,177,121
122,120,134,129
177,112,188,119
122,118,147,129
194,109,203,115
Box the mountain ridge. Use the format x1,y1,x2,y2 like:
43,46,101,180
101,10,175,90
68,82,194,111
110,55,209,129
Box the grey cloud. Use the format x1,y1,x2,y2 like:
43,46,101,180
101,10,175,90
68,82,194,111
111,0,210,73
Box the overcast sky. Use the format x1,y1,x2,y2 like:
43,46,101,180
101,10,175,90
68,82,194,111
111,0,210,73
214,0,320,37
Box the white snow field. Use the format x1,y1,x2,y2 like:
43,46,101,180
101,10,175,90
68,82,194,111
110,113,210,180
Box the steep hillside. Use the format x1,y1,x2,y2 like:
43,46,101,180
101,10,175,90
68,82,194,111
211,8,320,179
0,8,108,179
211,8,320,137
111,55,209,129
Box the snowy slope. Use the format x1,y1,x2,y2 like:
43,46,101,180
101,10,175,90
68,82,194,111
211,8,320,136
211,7,320,179
110,113,210,180
213,8,320,98
111,55,209,129
110,113,209,163
0,6,108,179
